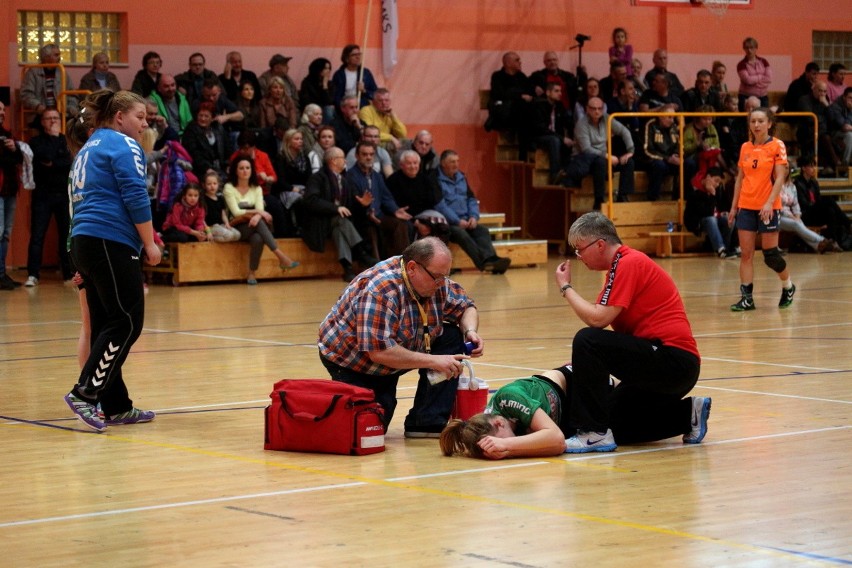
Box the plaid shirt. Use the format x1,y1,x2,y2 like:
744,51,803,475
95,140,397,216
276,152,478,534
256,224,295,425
318,256,475,375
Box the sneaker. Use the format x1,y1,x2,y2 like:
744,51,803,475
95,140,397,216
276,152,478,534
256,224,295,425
24,276,38,287
565,429,617,453
683,397,712,444
730,296,756,311
717,248,727,259
64,392,106,432
779,284,796,308
404,425,444,439
1,274,22,288
105,407,156,425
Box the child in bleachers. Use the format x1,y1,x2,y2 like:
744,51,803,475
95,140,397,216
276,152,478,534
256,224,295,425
161,183,209,243
202,172,241,242
609,28,634,78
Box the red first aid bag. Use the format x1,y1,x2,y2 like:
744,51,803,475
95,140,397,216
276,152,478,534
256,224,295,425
264,379,385,455
450,361,489,421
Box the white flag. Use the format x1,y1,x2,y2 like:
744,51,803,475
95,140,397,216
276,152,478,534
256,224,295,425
382,0,398,78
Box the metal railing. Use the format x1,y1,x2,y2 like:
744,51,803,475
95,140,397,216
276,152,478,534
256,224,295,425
604,110,819,222
17,63,91,137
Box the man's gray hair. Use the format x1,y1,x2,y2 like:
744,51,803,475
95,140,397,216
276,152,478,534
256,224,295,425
399,150,420,163
568,212,622,249
402,236,451,265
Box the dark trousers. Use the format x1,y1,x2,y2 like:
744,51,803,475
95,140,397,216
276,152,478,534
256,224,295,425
161,227,194,243
27,191,72,279
448,224,496,269
535,134,569,180
645,159,679,201
320,324,464,430
570,327,700,443
567,152,635,204
70,236,145,417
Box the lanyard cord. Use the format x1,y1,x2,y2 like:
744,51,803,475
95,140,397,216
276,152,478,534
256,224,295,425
400,258,431,354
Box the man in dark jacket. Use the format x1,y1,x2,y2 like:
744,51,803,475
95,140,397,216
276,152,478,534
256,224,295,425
301,147,377,281
25,109,73,286
0,100,24,290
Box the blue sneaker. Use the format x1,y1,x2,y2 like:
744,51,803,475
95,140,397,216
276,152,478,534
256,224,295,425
565,429,617,453
64,392,106,432
105,407,156,425
683,397,712,444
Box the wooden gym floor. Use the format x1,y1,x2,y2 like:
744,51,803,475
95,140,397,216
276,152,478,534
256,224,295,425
1,252,850,567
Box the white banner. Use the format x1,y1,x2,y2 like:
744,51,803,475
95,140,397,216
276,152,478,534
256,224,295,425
382,0,398,78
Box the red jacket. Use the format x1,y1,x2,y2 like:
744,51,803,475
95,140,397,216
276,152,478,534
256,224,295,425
162,199,206,234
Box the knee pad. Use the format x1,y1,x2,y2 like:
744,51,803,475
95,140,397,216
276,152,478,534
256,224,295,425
762,247,787,273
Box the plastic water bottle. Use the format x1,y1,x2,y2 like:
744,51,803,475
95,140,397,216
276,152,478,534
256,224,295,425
666,221,674,233
427,369,448,385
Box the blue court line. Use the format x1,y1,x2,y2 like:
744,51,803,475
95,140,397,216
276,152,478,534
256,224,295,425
760,545,852,565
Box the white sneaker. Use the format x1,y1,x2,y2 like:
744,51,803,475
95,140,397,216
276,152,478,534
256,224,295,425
683,397,712,444
565,429,617,453
24,276,38,287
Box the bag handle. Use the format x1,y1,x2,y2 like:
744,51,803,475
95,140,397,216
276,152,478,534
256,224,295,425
457,360,478,391
279,392,343,422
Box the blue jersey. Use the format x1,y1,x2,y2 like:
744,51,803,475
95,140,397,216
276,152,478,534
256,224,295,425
69,128,150,251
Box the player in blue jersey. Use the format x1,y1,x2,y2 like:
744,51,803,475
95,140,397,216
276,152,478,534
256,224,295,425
64,90,161,432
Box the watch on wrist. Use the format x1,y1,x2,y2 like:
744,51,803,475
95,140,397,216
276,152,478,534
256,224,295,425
560,283,573,296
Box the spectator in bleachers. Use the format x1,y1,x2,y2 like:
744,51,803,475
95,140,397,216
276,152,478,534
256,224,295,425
0,101,23,290
131,51,163,98
608,80,641,146
345,126,393,178
644,49,685,98
485,52,532,140
599,61,628,104
828,87,852,175
399,130,441,174
529,51,579,111
639,105,680,202
150,74,192,136
783,62,820,112
259,76,298,130
631,58,647,94
202,172,241,242
223,155,299,284
79,53,121,93
574,78,606,122
346,141,411,257
274,128,313,197
302,146,377,282
434,150,510,273
192,80,244,132
235,83,263,132
298,104,324,154
21,43,78,118
386,150,446,240
359,88,408,154
566,96,636,209
795,156,852,249
779,168,839,253
710,61,729,96
330,95,364,155
176,53,221,107
309,125,337,173
683,106,723,194
332,45,378,109
531,83,574,185
25,109,73,286
231,130,277,193
736,37,772,110
259,54,299,106
161,183,208,243
182,102,228,179
639,71,683,112
144,99,178,151
796,81,841,176
826,63,847,104
684,167,735,258
608,28,634,78
682,70,721,112
717,93,746,173
300,58,335,121
218,51,261,104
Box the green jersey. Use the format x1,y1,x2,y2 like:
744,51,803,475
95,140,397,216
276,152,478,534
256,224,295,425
487,376,562,434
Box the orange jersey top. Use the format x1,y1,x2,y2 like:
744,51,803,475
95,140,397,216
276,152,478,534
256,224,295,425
737,137,787,210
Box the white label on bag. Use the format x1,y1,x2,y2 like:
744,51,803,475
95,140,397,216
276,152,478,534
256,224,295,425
361,434,385,449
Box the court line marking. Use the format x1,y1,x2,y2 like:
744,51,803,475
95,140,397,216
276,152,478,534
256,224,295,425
1,424,845,564
700,356,839,372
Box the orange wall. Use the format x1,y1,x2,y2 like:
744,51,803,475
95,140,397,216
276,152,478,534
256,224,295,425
2,0,850,266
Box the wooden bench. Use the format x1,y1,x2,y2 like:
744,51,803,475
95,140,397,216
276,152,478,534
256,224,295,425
642,230,697,258
144,233,548,285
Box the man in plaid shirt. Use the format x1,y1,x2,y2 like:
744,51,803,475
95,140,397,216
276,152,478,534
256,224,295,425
319,237,482,437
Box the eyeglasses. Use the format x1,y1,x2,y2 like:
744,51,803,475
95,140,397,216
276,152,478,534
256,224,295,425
416,261,448,284
574,238,602,257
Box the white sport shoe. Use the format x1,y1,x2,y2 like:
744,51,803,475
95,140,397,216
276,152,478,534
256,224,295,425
683,397,712,444
24,276,38,287
565,429,617,453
